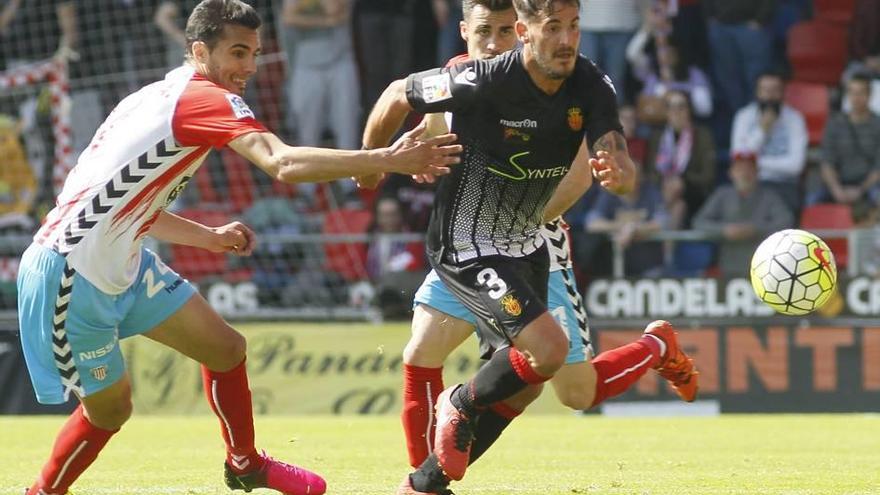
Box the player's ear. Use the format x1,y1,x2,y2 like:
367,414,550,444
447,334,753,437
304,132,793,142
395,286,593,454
459,21,468,43
515,20,529,43
191,41,208,64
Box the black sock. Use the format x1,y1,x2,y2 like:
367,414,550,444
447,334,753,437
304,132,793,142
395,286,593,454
468,408,514,465
451,347,528,417
410,454,450,492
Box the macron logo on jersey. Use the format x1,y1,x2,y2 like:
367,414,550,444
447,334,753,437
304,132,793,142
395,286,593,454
225,93,255,119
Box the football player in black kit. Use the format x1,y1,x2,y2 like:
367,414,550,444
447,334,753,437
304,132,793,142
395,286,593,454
361,1,683,494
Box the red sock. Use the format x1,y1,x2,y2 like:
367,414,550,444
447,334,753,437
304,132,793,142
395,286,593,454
401,364,444,468
202,358,264,474
28,405,117,495
589,336,662,408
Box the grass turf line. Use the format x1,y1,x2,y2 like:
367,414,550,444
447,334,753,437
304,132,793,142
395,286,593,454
1,414,878,494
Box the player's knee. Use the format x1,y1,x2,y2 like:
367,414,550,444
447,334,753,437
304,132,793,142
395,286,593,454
402,336,447,367
533,333,568,376
215,327,247,369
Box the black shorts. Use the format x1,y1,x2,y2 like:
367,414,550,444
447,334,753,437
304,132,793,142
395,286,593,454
431,245,549,357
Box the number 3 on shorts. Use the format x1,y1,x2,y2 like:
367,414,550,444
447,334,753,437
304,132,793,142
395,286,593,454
477,268,508,299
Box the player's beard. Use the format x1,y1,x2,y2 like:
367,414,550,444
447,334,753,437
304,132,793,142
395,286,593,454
534,48,576,80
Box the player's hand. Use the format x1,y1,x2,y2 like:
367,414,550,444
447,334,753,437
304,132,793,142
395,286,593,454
209,221,257,256
723,223,756,241
840,186,862,204
412,173,437,184
590,150,631,195
354,173,385,189
386,121,462,176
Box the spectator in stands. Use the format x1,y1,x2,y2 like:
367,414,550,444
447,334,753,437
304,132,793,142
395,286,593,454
585,166,668,277
809,74,880,207
851,198,880,278
692,151,794,278
0,0,77,65
731,71,808,214
670,0,709,70
0,0,78,205
644,90,716,227
704,0,775,114
366,196,425,318
578,0,643,104
850,0,880,63
366,196,424,280
432,0,465,65
283,0,360,151
842,50,880,115
355,0,416,112
378,174,436,232
154,1,199,68
0,115,36,232
628,34,713,121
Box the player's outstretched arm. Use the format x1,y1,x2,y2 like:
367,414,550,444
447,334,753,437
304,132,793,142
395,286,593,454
229,128,460,184
149,210,257,256
543,139,593,222
356,78,419,189
590,130,636,195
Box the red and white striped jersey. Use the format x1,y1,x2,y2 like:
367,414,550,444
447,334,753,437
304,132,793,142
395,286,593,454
35,66,266,294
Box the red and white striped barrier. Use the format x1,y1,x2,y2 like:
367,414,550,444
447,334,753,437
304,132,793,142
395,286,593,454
0,58,73,195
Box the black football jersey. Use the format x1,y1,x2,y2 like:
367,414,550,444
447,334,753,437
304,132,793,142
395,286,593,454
406,48,621,264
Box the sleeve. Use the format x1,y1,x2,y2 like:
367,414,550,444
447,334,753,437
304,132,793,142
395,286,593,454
756,109,807,177
758,189,795,234
874,123,880,170
585,190,616,225
172,84,268,148
405,60,485,114
691,190,727,236
819,115,840,167
730,106,764,154
583,67,624,150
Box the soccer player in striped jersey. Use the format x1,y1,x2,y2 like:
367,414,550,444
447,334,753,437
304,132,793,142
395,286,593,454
17,1,460,494
392,0,701,475
358,1,698,493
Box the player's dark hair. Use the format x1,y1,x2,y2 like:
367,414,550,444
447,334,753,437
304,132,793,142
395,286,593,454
757,68,787,85
513,0,580,21
185,0,261,55
463,0,514,19
849,72,873,92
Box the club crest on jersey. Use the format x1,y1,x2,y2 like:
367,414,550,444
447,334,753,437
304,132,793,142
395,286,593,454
500,293,522,317
567,107,583,131
90,365,108,381
421,73,452,103
225,94,255,119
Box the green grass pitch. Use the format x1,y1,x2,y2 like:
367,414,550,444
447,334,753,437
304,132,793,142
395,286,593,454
2,414,878,494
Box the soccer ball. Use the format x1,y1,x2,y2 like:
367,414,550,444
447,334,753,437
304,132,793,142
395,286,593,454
749,229,837,315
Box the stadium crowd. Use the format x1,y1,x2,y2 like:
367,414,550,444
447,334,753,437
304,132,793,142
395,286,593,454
1,0,879,310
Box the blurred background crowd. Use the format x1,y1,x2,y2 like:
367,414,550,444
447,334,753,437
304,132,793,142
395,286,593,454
0,0,878,316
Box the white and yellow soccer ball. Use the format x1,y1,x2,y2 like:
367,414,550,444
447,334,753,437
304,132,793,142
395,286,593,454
750,229,837,315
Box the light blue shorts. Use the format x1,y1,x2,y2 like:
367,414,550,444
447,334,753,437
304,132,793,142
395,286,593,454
413,268,592,363
17,243,196,404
